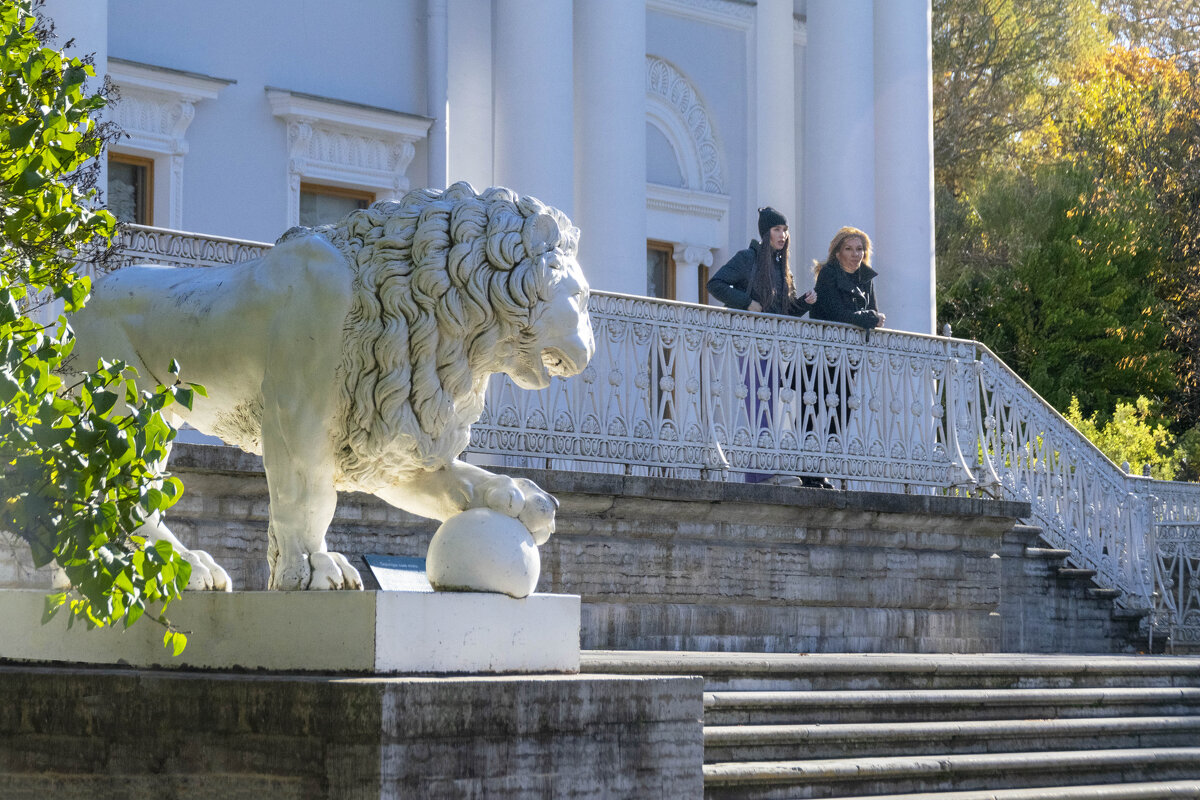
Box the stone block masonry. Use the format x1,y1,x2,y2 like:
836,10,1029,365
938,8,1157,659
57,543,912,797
160,443,1079,654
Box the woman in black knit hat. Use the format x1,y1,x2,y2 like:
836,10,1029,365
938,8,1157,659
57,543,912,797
707,206,816,316
706,207,826,487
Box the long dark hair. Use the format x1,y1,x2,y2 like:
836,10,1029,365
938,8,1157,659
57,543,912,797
749,239,796,314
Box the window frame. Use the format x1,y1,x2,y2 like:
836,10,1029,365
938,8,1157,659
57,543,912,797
108,152,156,226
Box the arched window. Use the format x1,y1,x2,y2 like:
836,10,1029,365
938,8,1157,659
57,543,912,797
644,56,729,303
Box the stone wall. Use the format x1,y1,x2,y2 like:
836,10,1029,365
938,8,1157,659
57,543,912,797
998,524,1148,653
152,443,1146,654
0,665,702,799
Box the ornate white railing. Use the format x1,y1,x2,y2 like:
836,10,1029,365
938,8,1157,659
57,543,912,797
111,224,273,271
114,226,1200,644
1150,522,1200,649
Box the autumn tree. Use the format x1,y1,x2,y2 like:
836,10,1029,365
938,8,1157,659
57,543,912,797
1100,0,1200,67
933,0,1107,194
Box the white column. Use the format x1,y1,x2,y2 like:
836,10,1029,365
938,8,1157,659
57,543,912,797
803,0,874,265
874,0,935,334
573,0,645,295
674,244,714,305
494,0,574,214
755,0,796,227
426,0,449,189
446,0,493,187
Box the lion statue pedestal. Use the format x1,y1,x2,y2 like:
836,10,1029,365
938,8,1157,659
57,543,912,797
69,182,593,597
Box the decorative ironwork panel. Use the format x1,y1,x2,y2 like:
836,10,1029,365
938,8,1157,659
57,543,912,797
1152,522,1200,647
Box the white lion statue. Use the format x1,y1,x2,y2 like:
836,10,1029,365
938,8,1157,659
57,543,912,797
70,182,593,591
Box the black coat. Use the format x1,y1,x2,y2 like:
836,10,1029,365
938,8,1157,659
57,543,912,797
706,241,814,317
811,262,881,329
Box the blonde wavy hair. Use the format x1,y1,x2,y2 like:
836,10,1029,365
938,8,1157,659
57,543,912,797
281,182,578,489
812,226,872,276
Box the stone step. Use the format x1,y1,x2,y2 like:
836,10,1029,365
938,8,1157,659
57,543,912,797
703,715,1200,762
1025,547,1072,560
702,686,1200,725
817,779,1200,800
702,747,1200,799
582,651,1200,692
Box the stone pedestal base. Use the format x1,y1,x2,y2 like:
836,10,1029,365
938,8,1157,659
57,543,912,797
0,664,703,799
0,588,580,673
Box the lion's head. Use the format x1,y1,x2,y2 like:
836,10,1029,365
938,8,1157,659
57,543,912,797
284,182,593,490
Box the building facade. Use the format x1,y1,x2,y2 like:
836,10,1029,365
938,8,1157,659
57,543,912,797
46,0,935,333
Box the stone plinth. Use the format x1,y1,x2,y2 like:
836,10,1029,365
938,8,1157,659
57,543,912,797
0,588,580,673
0,664,703,799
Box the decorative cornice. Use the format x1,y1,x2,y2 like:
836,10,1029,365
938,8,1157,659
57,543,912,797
646,183,729,223
268,88,432,199
107,59,230,157
647,0,753,30
108,58,234,100
266,88,432,140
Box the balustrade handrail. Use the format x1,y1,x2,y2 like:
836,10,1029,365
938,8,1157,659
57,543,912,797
109,225,1200,642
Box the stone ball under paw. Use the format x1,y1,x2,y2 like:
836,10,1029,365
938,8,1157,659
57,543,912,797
426,508,541,598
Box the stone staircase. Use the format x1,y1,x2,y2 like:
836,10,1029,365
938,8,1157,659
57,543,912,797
582,651,1200,799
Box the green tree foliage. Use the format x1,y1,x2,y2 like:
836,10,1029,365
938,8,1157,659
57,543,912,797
1055,47,1200,429
939,165,1175,414
1065,396,1181,480
933,0,1107,194
935,0,1200,446
0,0,198,652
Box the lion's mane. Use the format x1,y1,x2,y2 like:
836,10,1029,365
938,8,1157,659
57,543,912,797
279,182,578,490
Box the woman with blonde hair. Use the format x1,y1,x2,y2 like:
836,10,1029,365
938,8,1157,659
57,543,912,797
803,226,885,489
811,226,885,329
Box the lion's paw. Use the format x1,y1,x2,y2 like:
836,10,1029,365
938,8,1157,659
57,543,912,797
270,552,362,590
308,551,363,590
478,476,558,545
182,548,232,592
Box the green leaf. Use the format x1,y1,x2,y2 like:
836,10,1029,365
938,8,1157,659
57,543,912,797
164,629,187,656
8,117,39,149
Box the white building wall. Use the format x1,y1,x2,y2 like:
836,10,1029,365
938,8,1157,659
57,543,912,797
106,0,427,242
48,0,936,326
647,4,750,276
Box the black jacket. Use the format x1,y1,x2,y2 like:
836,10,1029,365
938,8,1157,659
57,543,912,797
706,241,814,317
811,262,880,329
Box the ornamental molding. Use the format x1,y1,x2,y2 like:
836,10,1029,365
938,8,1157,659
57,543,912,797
267,88,433,224
107,59,231,230
646,183,729,223
646,183,729,257
647,0,753,30
107,59,231,156
646,55,725,195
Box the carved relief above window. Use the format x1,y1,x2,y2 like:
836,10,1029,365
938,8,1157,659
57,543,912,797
267,89,432,227
107,58,231,230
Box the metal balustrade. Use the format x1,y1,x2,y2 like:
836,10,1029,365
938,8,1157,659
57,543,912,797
110,225,1200,645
